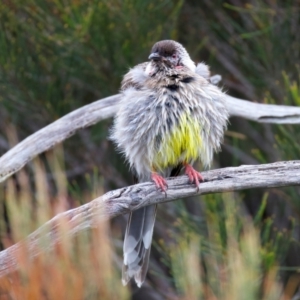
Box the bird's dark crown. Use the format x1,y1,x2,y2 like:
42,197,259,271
150,40,179,57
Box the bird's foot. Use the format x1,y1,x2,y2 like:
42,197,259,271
151,173,168,192
184,164,204,188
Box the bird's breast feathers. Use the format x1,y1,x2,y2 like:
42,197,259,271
153,112,202,170
111,67,228,178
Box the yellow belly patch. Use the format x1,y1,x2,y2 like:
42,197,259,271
153,114,202,170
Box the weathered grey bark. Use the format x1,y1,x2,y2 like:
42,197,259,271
0,94,120,183
1,93,300,183
0,160,299,277
226,95,300,123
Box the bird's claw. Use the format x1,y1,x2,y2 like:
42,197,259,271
184,164,203,189
151,173,168,192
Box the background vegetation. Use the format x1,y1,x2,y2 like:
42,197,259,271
0,0,300,299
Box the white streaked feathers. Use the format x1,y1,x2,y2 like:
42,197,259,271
111,69,228,180
195,62,211,79
112,40,229,288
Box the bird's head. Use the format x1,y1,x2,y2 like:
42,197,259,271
148,40,195,72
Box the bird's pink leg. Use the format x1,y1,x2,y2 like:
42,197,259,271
151,172,168,192
184,163,204,187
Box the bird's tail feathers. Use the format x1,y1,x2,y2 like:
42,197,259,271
122,205,157,287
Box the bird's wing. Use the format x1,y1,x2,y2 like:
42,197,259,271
195,62,210,79
121,62,149,91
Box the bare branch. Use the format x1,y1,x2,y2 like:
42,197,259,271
226,95,300,123
0,94,121,183
0,160,299,277
1,92,300,183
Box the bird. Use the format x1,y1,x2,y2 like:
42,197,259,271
110,40,228,287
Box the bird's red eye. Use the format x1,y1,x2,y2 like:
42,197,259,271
172,54,177,58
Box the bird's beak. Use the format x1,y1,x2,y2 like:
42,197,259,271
148,52,161,61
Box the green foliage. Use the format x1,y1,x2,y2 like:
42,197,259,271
1,0,300,299
0,0,182,125
166,195,284,299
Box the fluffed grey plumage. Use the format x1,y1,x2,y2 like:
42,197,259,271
111,40,228,287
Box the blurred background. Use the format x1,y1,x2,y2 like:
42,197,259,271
0,0,300,299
